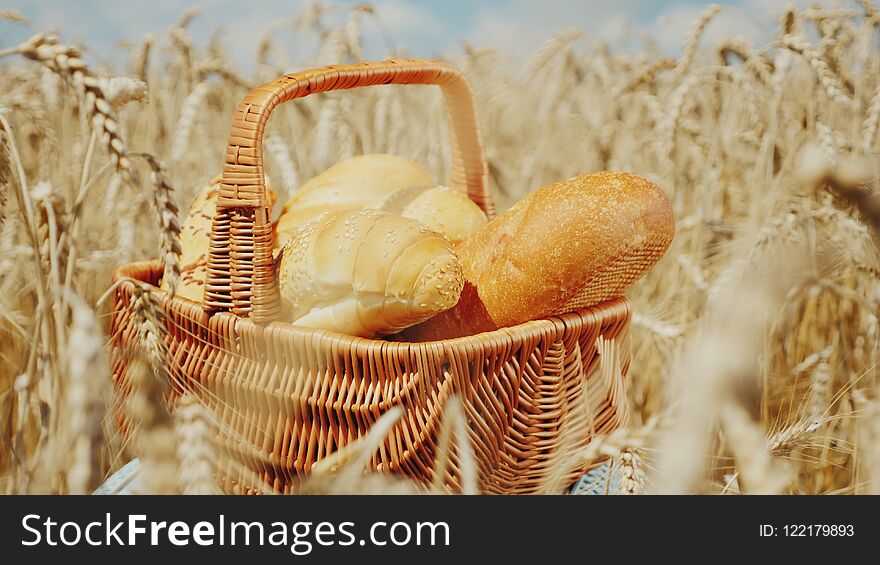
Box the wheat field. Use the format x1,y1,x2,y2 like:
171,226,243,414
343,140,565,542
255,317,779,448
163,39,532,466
1,2,879,495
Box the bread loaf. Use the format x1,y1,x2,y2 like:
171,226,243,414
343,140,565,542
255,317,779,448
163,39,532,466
161,175,276,302
376,185,487,245
276,208,464,338
397,171,675,341
274,154,433,251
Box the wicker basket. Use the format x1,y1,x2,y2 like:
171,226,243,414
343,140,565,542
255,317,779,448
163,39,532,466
109,59,631,494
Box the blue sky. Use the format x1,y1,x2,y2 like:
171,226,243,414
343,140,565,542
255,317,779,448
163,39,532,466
0,0,838,68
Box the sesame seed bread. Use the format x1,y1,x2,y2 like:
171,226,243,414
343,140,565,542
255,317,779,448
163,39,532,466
276,208,464,338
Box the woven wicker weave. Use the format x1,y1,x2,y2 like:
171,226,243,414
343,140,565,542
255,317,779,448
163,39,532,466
109,59,631,494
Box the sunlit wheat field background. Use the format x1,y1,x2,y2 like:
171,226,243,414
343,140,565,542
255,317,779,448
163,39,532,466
1,1,880,494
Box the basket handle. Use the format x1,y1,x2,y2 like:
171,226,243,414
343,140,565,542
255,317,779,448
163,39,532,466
203,59,492,324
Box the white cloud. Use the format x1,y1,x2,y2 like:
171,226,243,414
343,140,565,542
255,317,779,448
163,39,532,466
0,0,851,71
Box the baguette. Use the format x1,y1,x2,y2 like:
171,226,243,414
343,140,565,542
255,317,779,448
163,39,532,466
161,175,277,302
397,171,675,341
276,208,464,338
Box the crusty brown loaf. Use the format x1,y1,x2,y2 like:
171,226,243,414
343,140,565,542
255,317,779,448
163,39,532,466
397,171,675,341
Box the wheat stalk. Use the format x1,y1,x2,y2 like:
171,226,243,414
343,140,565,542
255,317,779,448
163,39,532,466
13,33,139,184
575,415,662,465
633,312,684,340
175,394,220,495
126,286,178,493
857,393,880,494
0,9,28,24
131,153,181,297
527,28,582,78
807,359,833,419
768,417,824,454
675,4,722,79
864,83,880,152
65,292,106,494
176,6,202,29
196,58,251,89
716,36,774,84
171,81,211,159
97,77,148,108
721,402,791,494
126,355,179,494
816,121,839,165
314,96,342,171
265,136,300,199
133,34,152,83
345,3,373,61
616,447,646,495
858,0,879,19
317,28,350,65
780,34,855,108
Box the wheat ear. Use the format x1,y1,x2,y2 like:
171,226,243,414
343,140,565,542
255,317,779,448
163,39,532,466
863,83,880,152
131,153,181,297
65,293,106,494
128,286,179,493
171,81,211,159
175,394,220,494
721,402,791,494
617,448,646,495
675,4,722,79
780,35,855,108
14,33,139,184
0,9,28,24
345,3,374,61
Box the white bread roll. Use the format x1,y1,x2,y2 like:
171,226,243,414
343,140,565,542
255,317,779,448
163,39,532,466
274,154,433,251
398,171,675,341
161,175,277,303
276,208,464,337
377,185,487,245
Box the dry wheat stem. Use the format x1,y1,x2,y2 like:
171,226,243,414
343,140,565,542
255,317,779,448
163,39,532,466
97,77,148,108
127,355,179,494
721,402,791,494
175,394,220,495
65,292,106,494
127,286,178,493
345,3,374,61
716,36,774,84
780,34,856,108
858,0,879,19
768,417,824,454
675,4,722,79
131,153,182,297
171,81,211,159
527,28,583,78
614,58,676,97
857,394,880,493
134,34,152,83
15,33,140,184
0,111,52,356
0,9,28,24
617,447,646,495
864,83,880,151
176,6,202,29
196,59,251,89
265,136,300,199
